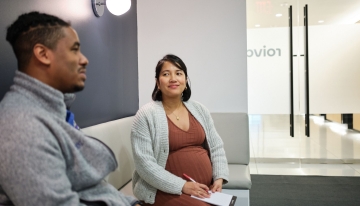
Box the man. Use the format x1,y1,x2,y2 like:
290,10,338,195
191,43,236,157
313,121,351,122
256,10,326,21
0,12,141,206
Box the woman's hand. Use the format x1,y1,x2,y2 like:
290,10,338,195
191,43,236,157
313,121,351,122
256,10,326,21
182,182,210,198
209,178,223,193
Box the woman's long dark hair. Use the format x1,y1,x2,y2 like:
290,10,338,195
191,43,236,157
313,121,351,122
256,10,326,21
152,54,191,101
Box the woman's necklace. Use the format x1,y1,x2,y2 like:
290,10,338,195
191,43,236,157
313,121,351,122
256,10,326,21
164,102,182,120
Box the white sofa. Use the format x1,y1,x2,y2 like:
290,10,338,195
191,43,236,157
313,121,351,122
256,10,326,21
82,113,251,198
82,116,135,195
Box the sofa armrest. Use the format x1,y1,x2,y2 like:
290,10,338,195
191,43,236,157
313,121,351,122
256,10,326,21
82,116,135,189
223,164,252,189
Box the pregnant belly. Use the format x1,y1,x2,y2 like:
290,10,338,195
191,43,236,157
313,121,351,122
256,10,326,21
165,146,213,186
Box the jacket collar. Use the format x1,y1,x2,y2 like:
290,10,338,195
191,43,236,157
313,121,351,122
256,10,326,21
11,71,67,120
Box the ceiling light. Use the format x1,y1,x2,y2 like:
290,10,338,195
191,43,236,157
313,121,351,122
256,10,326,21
255,24,260,27
276,13,282,17
318,20,324,23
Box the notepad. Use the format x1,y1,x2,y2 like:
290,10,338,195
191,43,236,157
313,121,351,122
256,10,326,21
191,191,237,206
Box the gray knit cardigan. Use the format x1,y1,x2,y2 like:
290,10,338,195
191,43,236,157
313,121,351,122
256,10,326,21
131,100,229,204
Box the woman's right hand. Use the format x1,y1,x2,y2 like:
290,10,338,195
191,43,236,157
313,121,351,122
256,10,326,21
182,182,211,198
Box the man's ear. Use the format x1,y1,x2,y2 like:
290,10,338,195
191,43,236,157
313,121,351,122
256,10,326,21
33,43,51,65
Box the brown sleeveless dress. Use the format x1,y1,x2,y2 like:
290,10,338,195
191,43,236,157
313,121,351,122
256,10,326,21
143,113,212,206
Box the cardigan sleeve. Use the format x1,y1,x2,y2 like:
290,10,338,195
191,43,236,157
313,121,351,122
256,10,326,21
195,102,229,184
131,108,186,195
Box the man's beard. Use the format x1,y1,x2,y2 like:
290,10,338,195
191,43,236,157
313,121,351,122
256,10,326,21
72,84,85,92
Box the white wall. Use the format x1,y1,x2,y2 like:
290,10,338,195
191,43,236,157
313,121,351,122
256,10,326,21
248,24,360,114
137,0,248,112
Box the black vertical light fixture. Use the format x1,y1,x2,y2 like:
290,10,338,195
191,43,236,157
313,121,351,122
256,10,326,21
289,6,294,137
304,4,310,137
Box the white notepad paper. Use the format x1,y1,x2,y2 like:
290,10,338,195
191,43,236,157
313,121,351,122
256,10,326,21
191,191,237,206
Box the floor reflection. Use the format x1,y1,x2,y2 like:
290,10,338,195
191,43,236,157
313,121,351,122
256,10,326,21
249,114,360,176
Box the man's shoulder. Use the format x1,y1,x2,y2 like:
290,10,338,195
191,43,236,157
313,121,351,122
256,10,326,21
0,93,47,131
0,94,35,118
0,94,62,156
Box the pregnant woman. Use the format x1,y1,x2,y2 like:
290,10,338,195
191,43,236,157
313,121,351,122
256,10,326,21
131,54,229,205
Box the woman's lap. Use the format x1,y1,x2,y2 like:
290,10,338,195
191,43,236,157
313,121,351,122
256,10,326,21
143,190,210,206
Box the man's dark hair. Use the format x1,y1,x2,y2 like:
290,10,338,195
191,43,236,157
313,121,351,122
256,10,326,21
152,54,192,101
6,11,70,70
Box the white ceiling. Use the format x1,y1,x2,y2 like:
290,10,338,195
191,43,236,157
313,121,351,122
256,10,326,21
247,0,360,28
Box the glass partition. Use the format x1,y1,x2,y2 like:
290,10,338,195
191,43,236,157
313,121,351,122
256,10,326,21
247,0,360,137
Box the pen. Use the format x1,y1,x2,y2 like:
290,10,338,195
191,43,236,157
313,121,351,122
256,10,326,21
183,173,196,183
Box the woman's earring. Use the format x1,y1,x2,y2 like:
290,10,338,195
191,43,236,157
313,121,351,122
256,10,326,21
185,86,187,90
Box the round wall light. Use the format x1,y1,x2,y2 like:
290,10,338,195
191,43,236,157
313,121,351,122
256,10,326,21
92,0,131,17
107,0,131,16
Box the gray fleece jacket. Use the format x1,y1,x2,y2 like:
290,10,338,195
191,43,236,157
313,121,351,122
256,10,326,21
0,71,136,206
